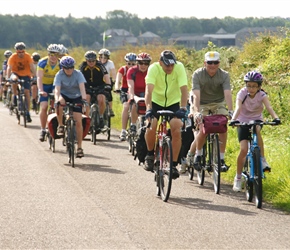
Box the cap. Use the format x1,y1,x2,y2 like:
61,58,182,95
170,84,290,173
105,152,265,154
160,50,177,65
205,51,220,61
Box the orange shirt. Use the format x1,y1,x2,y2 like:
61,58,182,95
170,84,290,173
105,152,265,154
8,52,33,77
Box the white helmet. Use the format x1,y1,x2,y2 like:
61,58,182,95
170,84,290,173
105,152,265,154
47,44,61,53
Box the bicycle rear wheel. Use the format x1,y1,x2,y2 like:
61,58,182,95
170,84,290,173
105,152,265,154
253,147,262,208
105,105,111,141
212,134,221,194
67,119,75,167
197,143,207,185
159,136,173,202
22,95,27,128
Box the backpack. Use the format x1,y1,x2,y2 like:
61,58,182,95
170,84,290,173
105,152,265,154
134,126,148,165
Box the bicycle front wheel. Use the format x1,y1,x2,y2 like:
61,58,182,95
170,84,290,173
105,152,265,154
212,134,221,194
243,157,253,202
159,136,173,202
253,147,262,208
197,143,207,185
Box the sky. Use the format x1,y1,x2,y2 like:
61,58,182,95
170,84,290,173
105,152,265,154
1,0,289,19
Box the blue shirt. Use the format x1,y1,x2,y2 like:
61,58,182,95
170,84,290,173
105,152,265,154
53,69,86,99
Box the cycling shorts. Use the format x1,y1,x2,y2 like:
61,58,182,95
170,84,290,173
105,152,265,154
61,94,83,113
39,84,55,103
237,120,263,142
152,102,179,120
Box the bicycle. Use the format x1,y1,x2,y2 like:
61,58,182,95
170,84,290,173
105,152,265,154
45,93,58,152
60,102,84,167
127,95,146,156
149,110,175,202
188,112,228,194
229,120,278,209
88,85,111,145
8,78,28,127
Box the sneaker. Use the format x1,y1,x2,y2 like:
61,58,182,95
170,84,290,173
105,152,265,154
130,124,137,135
39,130,46,142
172,167,180,179
261,158,271,172
99,118,104,128
233,177,242,192
186,152,195,167
193,155,202,171
76,148,84,158
220,159,230,172
32,99,37,111
144,155,154,172
26,113,32,123
119,130,127,141
109,108,115,117
57,125,64,136
179,157,188,174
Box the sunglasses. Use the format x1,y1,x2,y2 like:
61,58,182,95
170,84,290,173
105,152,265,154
127,62,136,66
206,61,220,65
138,62,150,66
63,66,74,70
49,52,58,56
17,50,25,54
87,60,96,63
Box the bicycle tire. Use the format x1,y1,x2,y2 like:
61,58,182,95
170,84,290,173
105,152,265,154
106,105,111,141
91,109,97,145
159,136,173,202
244,158,253,202
212,134,221,194
155,144,161,197
22,95,27,128
69,119,75,167
197,143,207,185
253,147,262,208
188,166,194,180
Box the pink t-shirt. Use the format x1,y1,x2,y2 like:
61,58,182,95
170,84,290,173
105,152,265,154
236,87,267,122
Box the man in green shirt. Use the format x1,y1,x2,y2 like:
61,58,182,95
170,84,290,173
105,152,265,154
144,50,188,179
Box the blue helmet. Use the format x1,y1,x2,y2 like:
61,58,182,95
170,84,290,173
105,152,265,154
124,52,137,62
60,56,75,68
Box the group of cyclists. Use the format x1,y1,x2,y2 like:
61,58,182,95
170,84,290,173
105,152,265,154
0,44,281,192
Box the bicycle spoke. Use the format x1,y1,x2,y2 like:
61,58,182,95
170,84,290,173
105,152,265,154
212,134,221,194
253,147,262,208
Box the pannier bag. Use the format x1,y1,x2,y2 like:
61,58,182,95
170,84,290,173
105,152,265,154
202,114,228,134
47,113,91,139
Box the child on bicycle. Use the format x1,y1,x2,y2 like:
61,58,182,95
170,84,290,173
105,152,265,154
230,71,281,192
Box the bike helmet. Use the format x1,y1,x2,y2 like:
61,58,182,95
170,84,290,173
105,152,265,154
124,52,137,62
4,50,12,58
60,56,75,68
98,48,111,58
32,52,41,62
47,44,61,53
85,50,97,60
58,44,69,55
136,52,151,61
244,71,263,85
14,42,26,51
160,50,176,65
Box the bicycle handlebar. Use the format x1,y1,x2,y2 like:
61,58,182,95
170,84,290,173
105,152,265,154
229,121,279,127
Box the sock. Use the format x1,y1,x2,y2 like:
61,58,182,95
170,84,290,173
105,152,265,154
173,161,178,167
220,153,225,159
236,174,242,179
147,150,154,156
196,149,202,156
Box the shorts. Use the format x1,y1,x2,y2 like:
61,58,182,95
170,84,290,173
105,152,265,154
39,84,54,103
61,94,83,113
237,120,263,142
12,74,31,90
120,88,128,103
199,101,228,116
152,102,179,120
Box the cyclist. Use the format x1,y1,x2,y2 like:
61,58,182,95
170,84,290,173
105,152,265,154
58,44,69,58
0,50,12,102
144,50,188,179
115,52,137,141
79,50,111,128
190,51,233,172
54,56,87,158
230,71,281,192
127,52,151,134
7,42,36,122
98,48,116,117
31,52,41,111
37,44,62,141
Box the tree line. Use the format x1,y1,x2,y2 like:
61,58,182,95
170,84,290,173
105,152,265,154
0,10,289,49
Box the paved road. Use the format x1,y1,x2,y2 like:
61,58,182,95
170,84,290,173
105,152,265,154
0,104,289,249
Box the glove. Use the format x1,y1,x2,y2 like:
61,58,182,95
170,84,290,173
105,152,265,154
175,108,187,119
145,109,154,119
128,98,134,104
229,120,239,126
115,89,121,93
82,99,89,106
272,118,281,125
228,110,234,119
194,112,202,124
54,101,60,109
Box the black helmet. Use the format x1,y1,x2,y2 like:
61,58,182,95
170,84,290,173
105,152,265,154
244,71,263,86
85,50,97,60
14,42,26,51
160,50,177,65
32,52,41,62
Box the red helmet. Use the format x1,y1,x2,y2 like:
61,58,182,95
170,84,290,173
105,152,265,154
136,52,151,61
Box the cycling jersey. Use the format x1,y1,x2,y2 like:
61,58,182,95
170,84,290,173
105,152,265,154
127,65,147,97
7,52,33,77
37,56,61,85
79,61,108,89
118,65,129,89
102,60,115,78
145,61,187,107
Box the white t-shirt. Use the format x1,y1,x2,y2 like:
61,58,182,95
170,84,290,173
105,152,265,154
103,60,115,78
